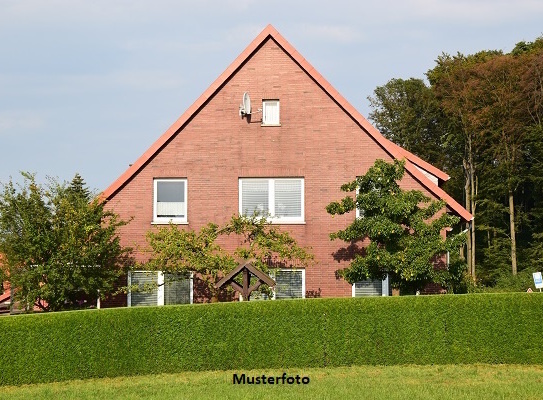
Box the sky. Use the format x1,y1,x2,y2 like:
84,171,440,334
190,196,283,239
1,0,542,193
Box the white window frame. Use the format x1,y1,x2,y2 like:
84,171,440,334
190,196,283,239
127,271,193,306
262,99,280,126
153,178,188,224
271,269,306,300
355,185,362,219
355,185,364,219
238,178,304,224
351,275,389,297
355,182,378,219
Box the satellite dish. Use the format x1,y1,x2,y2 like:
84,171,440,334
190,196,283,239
239,92,251,118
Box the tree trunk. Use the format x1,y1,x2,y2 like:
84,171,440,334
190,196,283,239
464,158,472,277
464,135,476,280
470,172,477,278
509,189,517,275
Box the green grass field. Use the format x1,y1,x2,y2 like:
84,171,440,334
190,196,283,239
2,364,542,400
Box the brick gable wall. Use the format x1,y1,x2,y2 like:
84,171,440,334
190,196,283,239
104,38,443,304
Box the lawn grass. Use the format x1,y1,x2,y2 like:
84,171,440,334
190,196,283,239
2,364,542,400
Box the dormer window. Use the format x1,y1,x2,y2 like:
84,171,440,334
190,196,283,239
262,100,280,125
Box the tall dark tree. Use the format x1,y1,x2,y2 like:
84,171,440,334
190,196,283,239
368,78,447,169
427,50,502,279
366,36,543,288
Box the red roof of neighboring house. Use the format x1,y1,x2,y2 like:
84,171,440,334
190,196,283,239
101,24,472,222
0,288,10,304
0,279,10,304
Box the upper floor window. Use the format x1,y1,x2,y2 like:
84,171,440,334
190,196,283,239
153,178,187,224
239,178,304,223
262,100,280,125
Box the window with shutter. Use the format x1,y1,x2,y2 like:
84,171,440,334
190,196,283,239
128,271,193,306
274,269,305,299
240,179,269,217
352,275,390,297
128,271,158,307
153,179,187,224
274,179,302,218
239,178,304,223
164,273,192,305
262,100,280,125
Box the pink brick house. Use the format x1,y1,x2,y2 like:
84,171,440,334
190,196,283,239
101,25,472,307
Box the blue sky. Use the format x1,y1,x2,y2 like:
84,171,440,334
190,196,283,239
1,0,542,192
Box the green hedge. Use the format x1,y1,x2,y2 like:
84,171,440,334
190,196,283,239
1,293,542,385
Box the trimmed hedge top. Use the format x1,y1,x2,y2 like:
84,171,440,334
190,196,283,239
1,293,542,385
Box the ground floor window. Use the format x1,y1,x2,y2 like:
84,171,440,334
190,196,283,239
128,271,193,306
352,275,390,297
274,269,305,299
242,269,306,301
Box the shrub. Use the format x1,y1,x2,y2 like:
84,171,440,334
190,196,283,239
1,293,542,385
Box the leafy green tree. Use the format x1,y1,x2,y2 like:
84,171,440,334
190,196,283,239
142,222,237,299
326,159,466,293
0,173,133,311
442,42,543,278
141,214,313,300
368,78,448,169
220,214,314,271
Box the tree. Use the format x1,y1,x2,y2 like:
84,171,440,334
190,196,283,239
220,214,314,271
367,76,465,224
0,173,133,311
365,36,543,287
142,222,237,300
427,50,502,279
368,78,448,170
471,53,530,275
141,214,314,300
326,159,465,293
436,42,543,278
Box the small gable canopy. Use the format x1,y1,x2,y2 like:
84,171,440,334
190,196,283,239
215,259,275,301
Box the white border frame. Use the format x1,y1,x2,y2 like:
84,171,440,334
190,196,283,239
153,178,188,224
239,178,305,224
